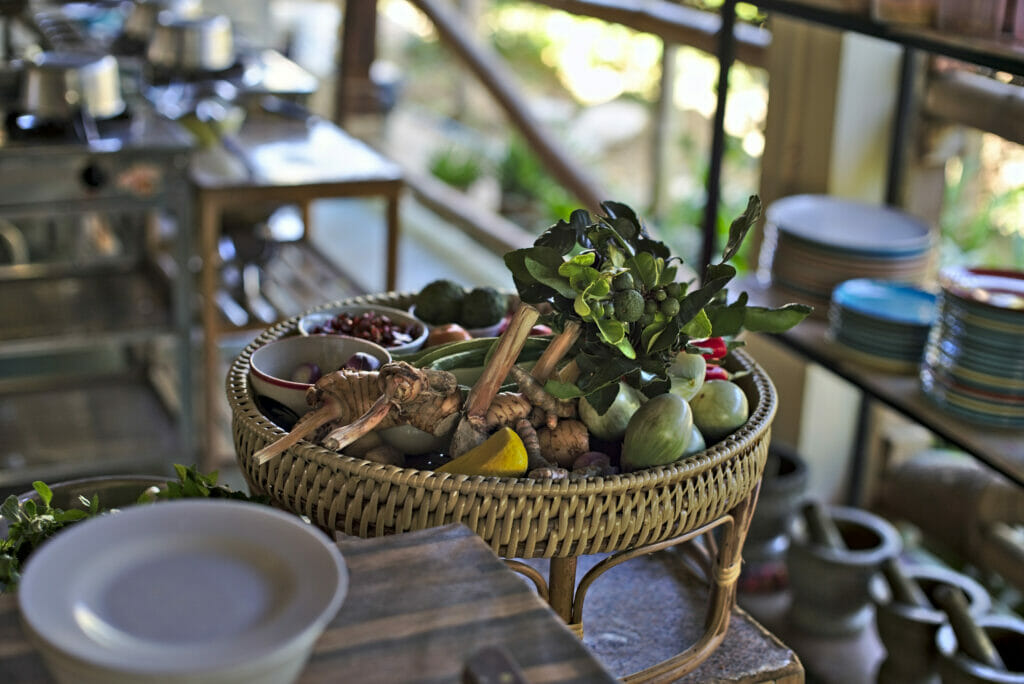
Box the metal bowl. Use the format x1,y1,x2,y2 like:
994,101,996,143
20,52,125,120
0,475,172,539
146,13,235,73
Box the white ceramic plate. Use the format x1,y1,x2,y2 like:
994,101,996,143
18,499,347,681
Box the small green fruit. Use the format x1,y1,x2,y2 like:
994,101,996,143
668,352,706,401
613,289,644,323
612,272,634,291
689,380,749,443
579,382,644,442
621,393,693,471
681,425,706,458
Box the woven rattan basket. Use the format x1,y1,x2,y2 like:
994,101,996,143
229,292,777,559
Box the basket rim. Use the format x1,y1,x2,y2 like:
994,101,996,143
227,291,778,496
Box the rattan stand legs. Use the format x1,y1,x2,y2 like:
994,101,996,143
506,484,761,683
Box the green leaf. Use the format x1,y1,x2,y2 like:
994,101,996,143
721,195,761,264
1,496,19,522
658,264,679,287
678,263,736,323
535,211,586,254
630,252,659,290
742,303,814,333
54,509,88,523
32,481,52,508
544,379,584,400
23,500,36,518
524,249,577,298
650,319,682,354
594,316,627,345
558,251,596,274
706,291,749,337
581,381,621,414
573,295,591,317
640,319,666,354
680,309,712,338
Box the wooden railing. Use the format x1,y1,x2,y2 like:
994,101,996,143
334,1,1024,259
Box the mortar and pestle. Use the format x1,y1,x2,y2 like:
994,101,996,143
935,586,1024,684
870,558,991,684
786,501,902,636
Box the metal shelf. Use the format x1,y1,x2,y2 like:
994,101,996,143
741,278,1024,488
0,375,180,497
0,270,173,357
754,0,1024,76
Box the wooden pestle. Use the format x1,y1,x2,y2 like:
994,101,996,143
881,557,932,609
801,500,846,550
934,584,1007,671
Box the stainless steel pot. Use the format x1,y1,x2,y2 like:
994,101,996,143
122,0,201,42
146,13,235,73
20,52,125,120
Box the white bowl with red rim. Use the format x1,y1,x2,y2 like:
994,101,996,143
249,335,391,417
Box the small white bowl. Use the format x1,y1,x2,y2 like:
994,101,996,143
297,304,428,355
249,335,391,417
18,499,347,684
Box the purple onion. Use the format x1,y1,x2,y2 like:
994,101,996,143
290,362,322,384
343,352,381,371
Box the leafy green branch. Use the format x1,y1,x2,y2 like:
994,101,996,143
504,196,811,412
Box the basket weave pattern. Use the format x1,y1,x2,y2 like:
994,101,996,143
229,293,777,559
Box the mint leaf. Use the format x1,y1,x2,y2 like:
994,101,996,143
32,481,53,508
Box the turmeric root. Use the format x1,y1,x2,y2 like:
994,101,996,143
483,393,533,431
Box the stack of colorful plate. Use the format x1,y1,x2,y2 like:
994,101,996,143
921,266,1024,427
758,195,936,316
827,279,937,373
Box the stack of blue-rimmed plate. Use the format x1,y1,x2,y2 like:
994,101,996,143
921,266,1024,427
758,195,937,317
827,278,937,373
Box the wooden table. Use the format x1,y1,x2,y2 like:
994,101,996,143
190,108,404,467
0,524,617,683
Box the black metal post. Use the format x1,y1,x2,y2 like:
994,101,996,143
886,46,918,206
702,0,738,274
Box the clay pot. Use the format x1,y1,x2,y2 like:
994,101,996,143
871,565,991,684
937,614,1024,683
786,504,902,636
745,444,809,565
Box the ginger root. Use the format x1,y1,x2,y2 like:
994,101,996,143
537,419,590,468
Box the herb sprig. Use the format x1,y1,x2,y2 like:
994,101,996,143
504,197,812,412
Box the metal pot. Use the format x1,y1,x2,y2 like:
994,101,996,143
146,13,235,73
122,0,201,42
20,52,125,120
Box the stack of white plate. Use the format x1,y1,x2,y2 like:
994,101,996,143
827,278,937,373
921,266,1024,427
758,195,936,316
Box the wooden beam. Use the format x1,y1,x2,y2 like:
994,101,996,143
533,0,770,68
924,69,1024,146
401,166,536,255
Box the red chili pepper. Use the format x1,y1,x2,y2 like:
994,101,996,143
704,364,730,381
694,336,729,361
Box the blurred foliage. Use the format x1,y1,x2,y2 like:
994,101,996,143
497,136,577,226
428,144,485,190
940,137,1024,269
